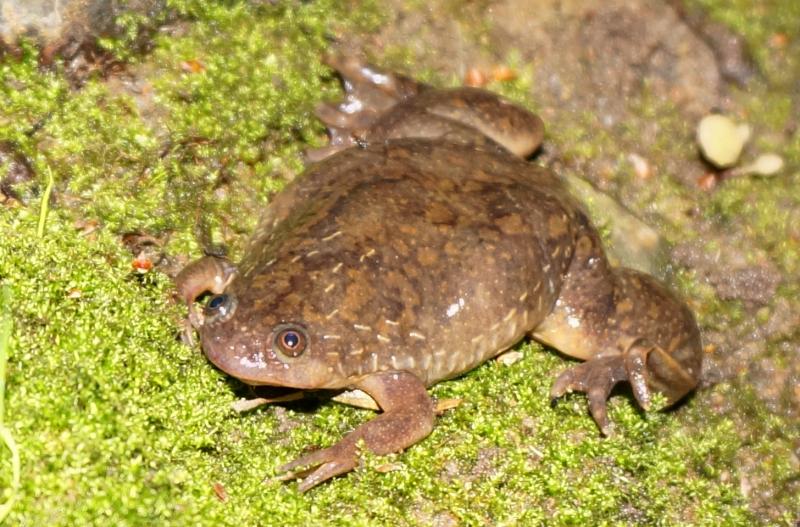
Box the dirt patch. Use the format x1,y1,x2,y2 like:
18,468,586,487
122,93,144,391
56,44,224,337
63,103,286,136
673,237,782,306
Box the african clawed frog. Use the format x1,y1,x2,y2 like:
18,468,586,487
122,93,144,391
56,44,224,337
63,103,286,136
176,55,702,491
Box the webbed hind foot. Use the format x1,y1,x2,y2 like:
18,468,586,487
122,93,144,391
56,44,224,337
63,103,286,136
551,338,700,435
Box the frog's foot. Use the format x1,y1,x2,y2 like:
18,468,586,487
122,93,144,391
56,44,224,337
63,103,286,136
621,337,700,409
323,54,423,103
551,339,700,435
307,54,425,162
276,371,435,491
550,355,628,435
276,438,360,493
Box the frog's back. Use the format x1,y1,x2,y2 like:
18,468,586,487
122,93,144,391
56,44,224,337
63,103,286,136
237,139,580,386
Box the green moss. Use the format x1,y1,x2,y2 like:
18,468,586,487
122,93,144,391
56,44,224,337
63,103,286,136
0,43,69,146
0,0,798,524
0,206,762,525
0,200,760,524
688,0,800,86
3,0,384,257
706,174,800,275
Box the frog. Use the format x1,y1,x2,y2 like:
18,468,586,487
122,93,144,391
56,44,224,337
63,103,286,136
176,54,702,492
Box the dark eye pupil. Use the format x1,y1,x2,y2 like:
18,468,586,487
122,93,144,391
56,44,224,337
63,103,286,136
208,294,226,309
273,325,307,358
282,331,299,349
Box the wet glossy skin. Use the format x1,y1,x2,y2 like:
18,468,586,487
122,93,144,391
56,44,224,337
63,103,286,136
177,55,702,491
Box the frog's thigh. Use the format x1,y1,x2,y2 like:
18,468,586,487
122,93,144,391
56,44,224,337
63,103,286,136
531,309,601,362
367,112,501,152
278,371,434,491
423,88,545,157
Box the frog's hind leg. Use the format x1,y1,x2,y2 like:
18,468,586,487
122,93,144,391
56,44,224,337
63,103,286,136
408,87,545,157
309,54,545,161
533,219,702,434
620,335,700,410
354,86,546,159
307,54,426,161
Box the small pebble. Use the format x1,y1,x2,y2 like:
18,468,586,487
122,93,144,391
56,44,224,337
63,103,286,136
735,153,784,177
375,462,403,473
464,67,487,87
627,153,651,179
496,350,524,366
697,172,718,191
491,65,517,82
696,114,750,168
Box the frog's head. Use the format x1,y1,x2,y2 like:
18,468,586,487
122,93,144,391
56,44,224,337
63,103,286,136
197,275,348,390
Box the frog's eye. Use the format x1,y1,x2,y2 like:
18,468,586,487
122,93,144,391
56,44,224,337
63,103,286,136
204,293,237,324
273,324,308,358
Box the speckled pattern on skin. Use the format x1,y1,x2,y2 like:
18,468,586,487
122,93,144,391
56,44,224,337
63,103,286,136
176,55,702,492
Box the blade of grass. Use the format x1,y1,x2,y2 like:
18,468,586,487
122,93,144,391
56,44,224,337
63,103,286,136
37,166,54,238
0,286,20,523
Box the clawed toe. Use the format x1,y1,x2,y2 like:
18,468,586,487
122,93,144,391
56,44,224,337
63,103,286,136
587,386,613,436
276,443,359,492
550,355,627,435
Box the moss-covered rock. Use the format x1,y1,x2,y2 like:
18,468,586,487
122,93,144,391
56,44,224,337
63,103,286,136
0,0,797,525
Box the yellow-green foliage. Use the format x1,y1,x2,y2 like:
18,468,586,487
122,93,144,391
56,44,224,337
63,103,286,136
0,205,759,524
0,0,797,525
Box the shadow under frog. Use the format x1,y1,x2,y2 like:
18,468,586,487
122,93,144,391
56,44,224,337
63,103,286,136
176,55,702,492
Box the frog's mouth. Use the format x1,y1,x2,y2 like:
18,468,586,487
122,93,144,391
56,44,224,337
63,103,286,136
200,333,334,390
201,337,274,385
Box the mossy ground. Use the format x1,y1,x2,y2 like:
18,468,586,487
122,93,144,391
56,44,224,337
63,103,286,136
0,0,797,525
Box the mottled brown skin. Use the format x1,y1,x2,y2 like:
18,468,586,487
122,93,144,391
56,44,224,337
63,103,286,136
177,56,702,491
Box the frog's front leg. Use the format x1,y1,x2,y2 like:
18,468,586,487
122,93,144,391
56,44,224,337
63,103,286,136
277,371,435,492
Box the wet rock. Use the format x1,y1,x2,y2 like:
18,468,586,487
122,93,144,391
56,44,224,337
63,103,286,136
673,238,781,305
0,141,35,203
372,0,732,123
732,153,785,177
749,351,799,418
0,0,166,62
666,0,758,86
359,0,748,192
712,265,782,304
